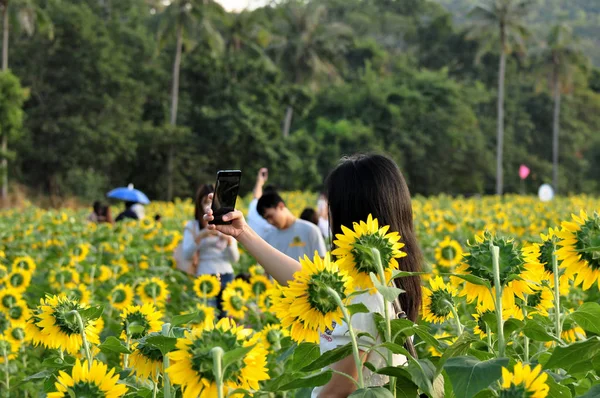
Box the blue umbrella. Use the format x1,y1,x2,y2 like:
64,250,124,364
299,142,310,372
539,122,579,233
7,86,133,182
107,184,150,205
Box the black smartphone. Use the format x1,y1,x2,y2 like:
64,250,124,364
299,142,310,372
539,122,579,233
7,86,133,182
209,170,242,225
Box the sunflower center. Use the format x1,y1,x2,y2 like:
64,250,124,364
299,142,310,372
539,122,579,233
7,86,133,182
112,289,127,304
351,233,394,275
1,295,17,309
144,283,160,299
56,270,74,285
229,295,244,311
575,218,600,270
11,327,24,341
15,261,32,271
138,338,164,362
261,295,272,309
252,281,267,296
9,306,23,321
429,290,453,318
0,312,9,333
307,272,345,314
124,312,151,339
441,246,457,260
527,291,543,308
499,384,534,398
465,236,524,287
199,281,215,295
69,382,104,397
69,288,84,302
190,329,242,383
539,241,554,273
266,329,280,346
10,273,24,287
54,303,85,336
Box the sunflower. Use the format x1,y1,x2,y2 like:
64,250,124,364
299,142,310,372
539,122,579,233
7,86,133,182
454,232,544,311
422,276,459,324
473,311,491,339
48,359,128,398
284,253,353,332
0,264,7,281
556,211,600,290
248,265,264,277
37,295,100,354
6,269,32,292
193,274,221,299
129,334,164,381
65,284,92,305
120,304,162,340
49,267,80,289
140,217,155,230
226,278,252,300
4,324,30,351
545,321,586,348
7,301,30,325
258,288,277,313
271,286,320,343
11,255,36,274
435,237,464,269
522,228,571,296
519,287,554,317
0,288,23,313
428,332,457,357
221,287,248,320
136,277,169,306
250,274,271,297
332,214,406,291
70,243,91,263
167,317,269,398
250,323,289,352
499,362,549,398
96,265,113,283
139,255,149,270
110,284,134,311
0,311,9,334
472,307,523,339
191,304,216,330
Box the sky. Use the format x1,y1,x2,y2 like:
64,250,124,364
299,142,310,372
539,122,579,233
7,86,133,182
215,0,271,12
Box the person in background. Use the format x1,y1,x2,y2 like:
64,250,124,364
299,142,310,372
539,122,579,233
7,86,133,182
131,203,145,220
88,201,113,224
257,192,326,261
182,184,239,314
115,201,139,222
317,192,330,240
300,208,319,226
154,214,162,223
246,168,276,238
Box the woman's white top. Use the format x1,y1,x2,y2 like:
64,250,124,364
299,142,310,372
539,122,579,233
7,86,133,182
181,220,239,276
311,292,408,397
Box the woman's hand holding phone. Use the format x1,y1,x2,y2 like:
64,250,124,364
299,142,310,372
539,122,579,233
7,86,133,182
203,193,248,239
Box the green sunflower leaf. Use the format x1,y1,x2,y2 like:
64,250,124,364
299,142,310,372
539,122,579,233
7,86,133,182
390,270,427,280
568,302,600,334
222,345,255,369
289,342,320,372
545,376,572,398
301,343,353,372
348,387,395,397
145,335,178,356
370,273,404,302
171,311,200,326
99,336,131,354
347,303,370,315
576,384,600,398
544,337,600,372
437,332,478,372
79,305,104,321
444,273,491,288
278,370,333,390
523,319,559,342
444,356,509,398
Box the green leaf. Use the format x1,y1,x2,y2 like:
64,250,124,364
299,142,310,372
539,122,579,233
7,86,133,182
523,319,559,342
301,343,353,372
99,336,131,354
289,343,320,372
222,345,255,369
171,312,200,326
396,373,420,398
370,273,404,302
437,332,478,371
390,270,427,280
569,302,600,334
406,359,437,397
145,335,178,356
278,370,333,390
576,384,600,398
127,325,146,336
544,337,600,372
546,376,572,398
42,355,75,369
349,387,395,397
444,356,509,398
414,326,442,352
444,273,491,288
79,305,104,321
23,370,53,381
347,303,370,315
503,318,524,336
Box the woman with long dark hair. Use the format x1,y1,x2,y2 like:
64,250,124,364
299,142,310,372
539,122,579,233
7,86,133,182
182,184,240,313
203,154,422,397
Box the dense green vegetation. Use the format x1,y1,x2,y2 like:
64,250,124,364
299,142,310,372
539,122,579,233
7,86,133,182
0,0,598,202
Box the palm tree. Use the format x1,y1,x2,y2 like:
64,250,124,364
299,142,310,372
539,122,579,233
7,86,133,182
270,1,351,137
0,0,51,204
537,24,586,194
468,0,533,195
156,0,223,200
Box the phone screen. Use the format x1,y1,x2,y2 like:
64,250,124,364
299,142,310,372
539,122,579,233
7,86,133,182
210,170,241,224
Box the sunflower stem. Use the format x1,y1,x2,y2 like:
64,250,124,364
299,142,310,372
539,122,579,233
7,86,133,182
162,323,172,398
89,263,96,301
211,346,225,398
486,325,492,353
491,245,505,357
371,248,396,396
2,344,9,398
444,300,463,336
552,243,562,341
70,310,93,369
522,305,529,362
326,287,365,390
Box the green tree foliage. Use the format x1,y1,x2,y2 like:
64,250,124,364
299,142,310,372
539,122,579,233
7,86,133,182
0,70,24,200
0,0,597,202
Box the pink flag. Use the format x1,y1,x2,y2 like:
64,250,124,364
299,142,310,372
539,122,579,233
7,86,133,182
519,165,530,180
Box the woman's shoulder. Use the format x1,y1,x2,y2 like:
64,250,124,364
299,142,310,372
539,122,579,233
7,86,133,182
184,220,199,230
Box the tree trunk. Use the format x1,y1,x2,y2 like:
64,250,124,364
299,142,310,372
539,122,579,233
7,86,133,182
496,30,506,196
282,105,293,138
167,25,183,201
1,3,8,205
552,69,561,195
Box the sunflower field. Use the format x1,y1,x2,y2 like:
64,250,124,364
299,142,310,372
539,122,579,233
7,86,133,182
1,193,600,398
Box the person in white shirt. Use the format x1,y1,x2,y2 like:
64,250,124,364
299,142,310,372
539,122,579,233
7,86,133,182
181,184,239,314
246,168,276,239
203,153,423,397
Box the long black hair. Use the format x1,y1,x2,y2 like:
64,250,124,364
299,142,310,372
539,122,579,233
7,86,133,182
326,153,423,322
194,184,214,227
